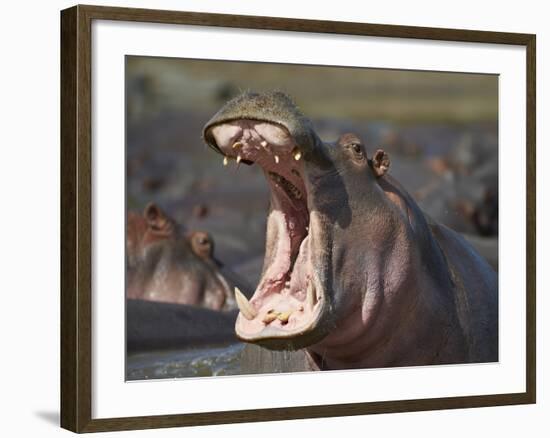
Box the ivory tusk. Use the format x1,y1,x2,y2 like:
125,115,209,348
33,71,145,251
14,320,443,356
235,287,257,320
306,281,317,311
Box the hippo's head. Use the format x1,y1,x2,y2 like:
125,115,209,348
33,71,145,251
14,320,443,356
126,203,241,311
127,203,179,266
203,92,391,349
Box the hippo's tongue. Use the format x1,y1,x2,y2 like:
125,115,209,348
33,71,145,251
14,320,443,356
208,119,325,346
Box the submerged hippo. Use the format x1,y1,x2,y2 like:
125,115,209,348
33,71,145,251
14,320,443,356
203,91,498,369
126,202,245,310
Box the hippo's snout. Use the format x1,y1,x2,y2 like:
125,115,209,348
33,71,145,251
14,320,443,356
202,92,331,350
203,91,320,158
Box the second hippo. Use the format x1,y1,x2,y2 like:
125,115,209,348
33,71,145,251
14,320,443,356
127,202,249,310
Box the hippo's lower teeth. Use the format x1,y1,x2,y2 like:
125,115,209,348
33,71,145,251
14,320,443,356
277,312,291,324
262,312,279,324
306,282,317,311
235,287,257,320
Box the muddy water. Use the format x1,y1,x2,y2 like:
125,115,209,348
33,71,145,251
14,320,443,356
126,343,246,380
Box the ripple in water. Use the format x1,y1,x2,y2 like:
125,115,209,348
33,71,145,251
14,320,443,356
126,343,246,381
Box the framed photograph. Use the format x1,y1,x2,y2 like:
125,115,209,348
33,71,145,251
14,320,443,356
60,4,536,433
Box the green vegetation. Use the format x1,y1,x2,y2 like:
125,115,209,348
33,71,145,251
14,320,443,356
127,56,498,124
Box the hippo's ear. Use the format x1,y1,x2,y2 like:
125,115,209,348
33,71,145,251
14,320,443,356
372,149,390,177
144,203,173,234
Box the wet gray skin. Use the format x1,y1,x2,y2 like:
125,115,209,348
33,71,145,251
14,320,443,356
203,91,498,368
126,203,245,311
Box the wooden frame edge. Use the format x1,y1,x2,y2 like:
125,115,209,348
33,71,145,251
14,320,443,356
78,4,535,44
60,5,78,432
525,34,536,404
79,392,532,433
60,4,537,433
61,4,93,432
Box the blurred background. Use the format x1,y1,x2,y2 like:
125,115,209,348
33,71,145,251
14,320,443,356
126,56,498,380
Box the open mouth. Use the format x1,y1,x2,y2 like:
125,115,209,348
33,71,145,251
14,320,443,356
207,119,325,348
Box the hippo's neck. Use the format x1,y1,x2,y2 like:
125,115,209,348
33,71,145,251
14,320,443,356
309,279,464,369
309,176,467,369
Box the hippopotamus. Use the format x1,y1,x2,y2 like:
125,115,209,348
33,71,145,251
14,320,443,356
202,91,498,369
126,202,247,310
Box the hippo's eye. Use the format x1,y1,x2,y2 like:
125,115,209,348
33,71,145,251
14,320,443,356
351,143,362,154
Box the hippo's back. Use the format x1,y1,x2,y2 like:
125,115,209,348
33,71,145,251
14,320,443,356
429,222,498,363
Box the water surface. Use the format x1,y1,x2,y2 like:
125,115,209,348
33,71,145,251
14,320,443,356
127,343,245,381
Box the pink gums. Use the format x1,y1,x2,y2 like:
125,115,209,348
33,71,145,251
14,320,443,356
210,119,317,334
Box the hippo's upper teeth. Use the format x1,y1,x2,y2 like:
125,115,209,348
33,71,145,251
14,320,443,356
269,171,303,200
293,149,302,161
261,140,268,147
236,154,242,164
274,155,280,164
223,156,228,166
235,287,257,320
232,142,243,149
